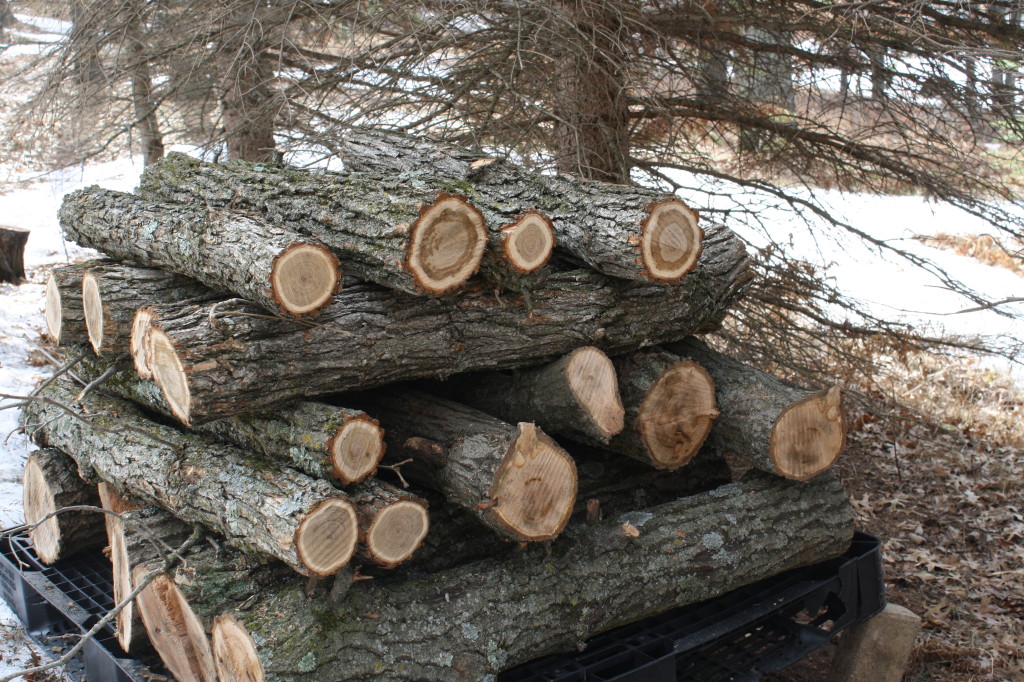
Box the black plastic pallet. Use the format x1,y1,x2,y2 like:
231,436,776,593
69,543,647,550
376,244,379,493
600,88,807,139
0,530,883,682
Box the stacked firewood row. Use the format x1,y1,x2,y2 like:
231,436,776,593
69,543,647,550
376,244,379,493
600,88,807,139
19,130,854,682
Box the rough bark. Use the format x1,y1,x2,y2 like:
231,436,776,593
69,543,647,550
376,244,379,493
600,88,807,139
664,338,847,480
137,153,489,296
436,346,625,444
341,129,704,283
136,226,751,425
22,448,104,564
45,262,97,347
354,389,577,543
81,262,214,356
59,187,340,316
203,472,853,681
0,226,29,284
20,379,360,577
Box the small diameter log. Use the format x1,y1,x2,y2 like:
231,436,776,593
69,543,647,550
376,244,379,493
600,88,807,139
349,479,430,569
22,448,104,564
137,153,488,296
437,346,625,443
0,225,29,284
59,187,341,317
133,226,750,425
205,471,854,681
45,263,96,347
665,338,847,480
81,263,215,356
356,390,577,542
20,380,360,577
603,348,719,469
342,129,704,283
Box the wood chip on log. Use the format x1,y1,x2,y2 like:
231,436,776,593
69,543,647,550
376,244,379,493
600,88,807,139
0,225,29,284
22,448,104,564
59,187,341,317
435,346,625,444
130,225,750,425
198,471,853,681
354,389,577,543
137,153,490,296
341,129,704,284
664,338,847,480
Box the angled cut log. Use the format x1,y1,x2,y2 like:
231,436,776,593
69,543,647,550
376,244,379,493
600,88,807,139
45,262,97,347
59,187,340,316
22,448,104,564
137,153,490,296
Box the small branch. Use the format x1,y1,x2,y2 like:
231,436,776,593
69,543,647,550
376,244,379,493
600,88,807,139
77,355,131,401
378,458,414,488
28,350,85,397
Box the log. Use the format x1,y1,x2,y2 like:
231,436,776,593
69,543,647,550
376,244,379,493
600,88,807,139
135,226,751,425
21,448,104,564
354,390,577,542
342,129,704,283
203,471,853,681
45,263,95,347
58,187,341,317
664,338,847,480
137,153,490,296
346,479,430,569
81,262,215,356
435,346,625,444
20,379,360,577
0,226,28,284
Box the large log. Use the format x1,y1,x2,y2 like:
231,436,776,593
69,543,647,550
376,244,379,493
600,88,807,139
136,226,751,424
59,187,341,317
137,153,490,296
20,379,360,577
202,471,853,681
342,129,704,283
22,448,104,564
355,390,577,542
45,263,94,347
664,338,847,480
0,226,28,284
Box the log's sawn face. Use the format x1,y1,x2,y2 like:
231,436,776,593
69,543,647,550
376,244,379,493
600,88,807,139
407,194,488,294
634,360,719,469
500,210,555,274
639,200,703,283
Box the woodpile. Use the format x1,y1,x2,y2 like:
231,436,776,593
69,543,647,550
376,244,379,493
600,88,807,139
19,132,855,681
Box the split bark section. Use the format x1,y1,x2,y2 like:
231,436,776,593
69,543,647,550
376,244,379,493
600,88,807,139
59,187,340,316
137,153,489,296
22,448,104,564
201,472,853,681
135,224,750,424
665,338,847,480
342,129,704,283
354,389,577,542
0,226,28,284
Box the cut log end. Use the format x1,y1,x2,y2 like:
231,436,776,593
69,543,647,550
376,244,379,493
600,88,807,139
329,415,385,485
22,457,61,564
491,423,577,542
133,564,218,682
212,614,265,682
82,272,105,354
270,243,341,316
148,328,192,425
131,307,157,380
640,200,702,283
109,515,136,651
770,385,847,481
637,361,718,470
501,210,555,274
365,499,430,568
408,195,487,294
565,346,625,442
44,274,62,343
293,498,359,577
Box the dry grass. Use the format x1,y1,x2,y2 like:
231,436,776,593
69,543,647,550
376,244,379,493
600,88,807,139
920,233,1024,278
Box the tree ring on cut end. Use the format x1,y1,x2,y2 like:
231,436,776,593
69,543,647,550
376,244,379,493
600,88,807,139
44,274,62,343
366,500,429,568
635,360,717,470
640,200,702,283
212,614,265,682
294,498,358,577
502,210,555,273
329,416,385,485
148,328,192,425
408,195,487,294
564,346,624,441
270,243,340,316
770,387,846,481
82,272,105,354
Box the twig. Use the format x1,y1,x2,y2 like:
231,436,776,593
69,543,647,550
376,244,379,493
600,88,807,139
77,355,131,401
378,458,413,488
28,350,85,397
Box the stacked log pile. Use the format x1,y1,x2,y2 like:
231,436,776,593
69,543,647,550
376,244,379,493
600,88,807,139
17,130,855,681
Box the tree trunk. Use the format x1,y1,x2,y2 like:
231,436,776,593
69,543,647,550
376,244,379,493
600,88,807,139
21,379,361,577
341,130,705,284
736,26,795,152
135,228,750,425
80,262,214,356
217,6,277,162
137,153,490,296
664,338,846,480
0,226,28,284
22,448,104,564
354,390,577,543
435,346,625,444
203,471,852,681
126,3,164,166
59,188,340,317
45,264,91,347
